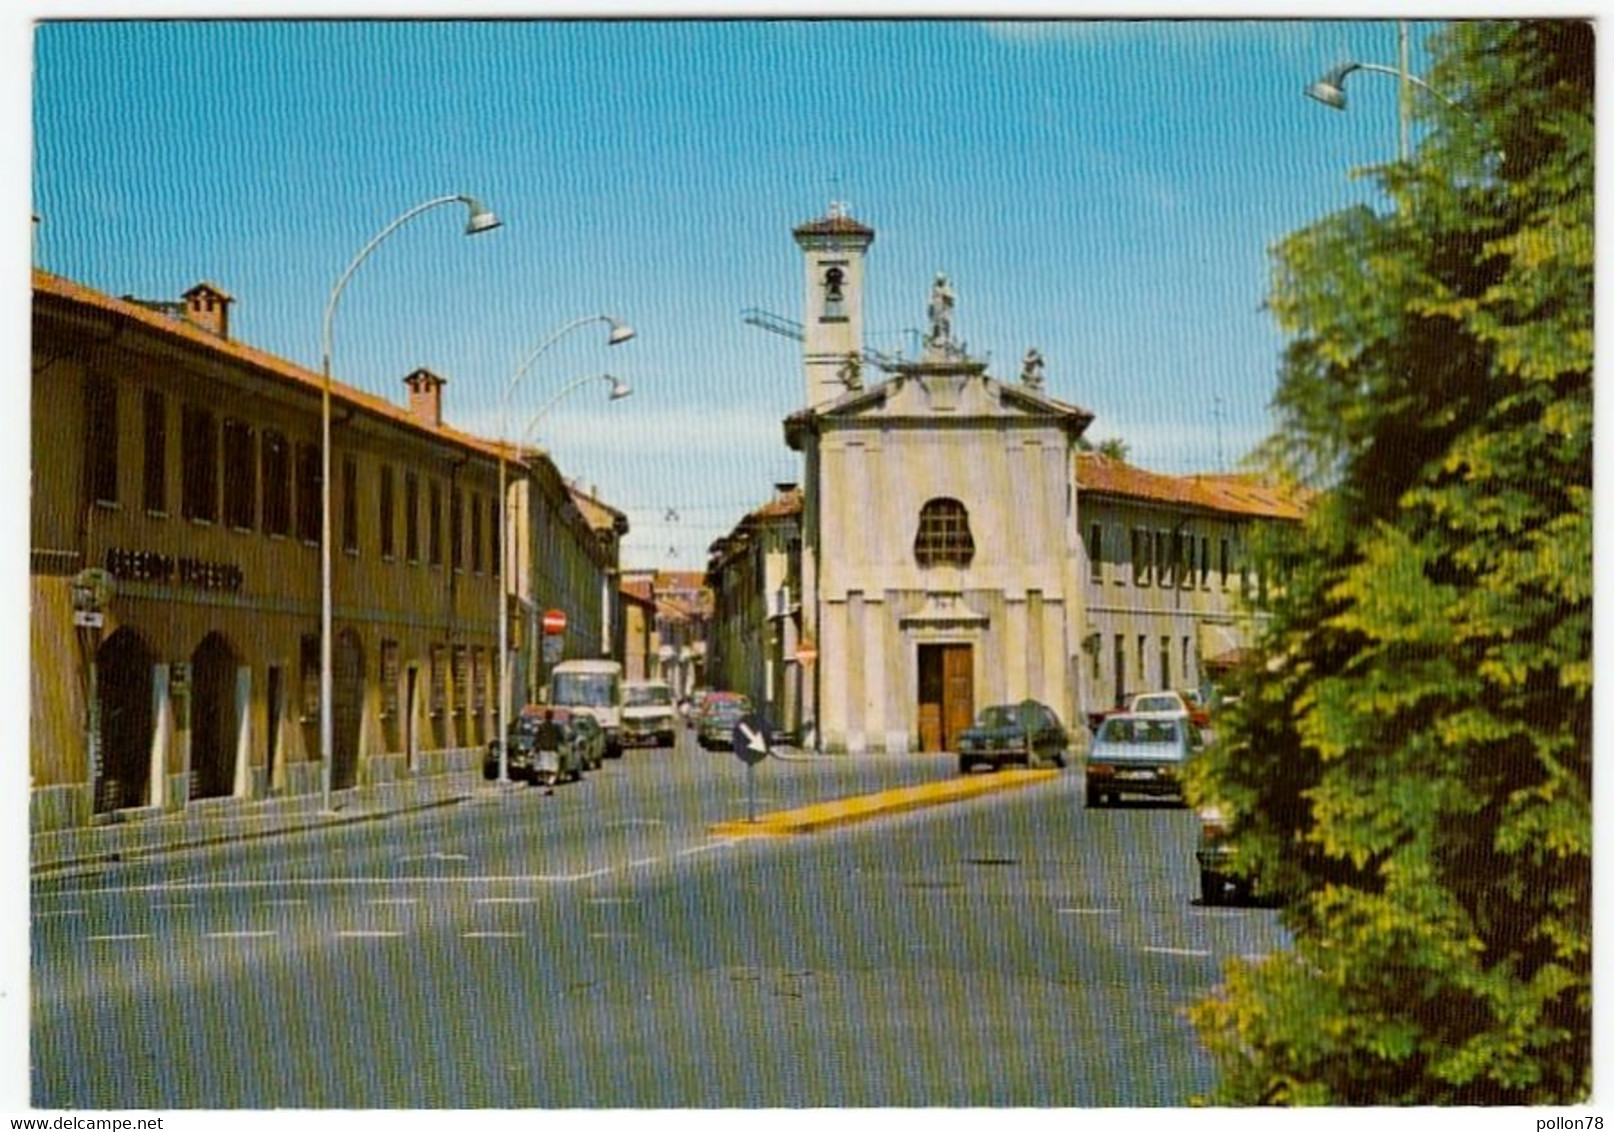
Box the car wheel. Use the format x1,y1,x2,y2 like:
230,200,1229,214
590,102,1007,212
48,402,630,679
958,757,972,775
1200,870,1223,906
1054,751,1068,768
1086,786,1103,808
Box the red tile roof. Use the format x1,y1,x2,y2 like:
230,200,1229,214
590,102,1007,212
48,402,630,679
1076,454,1308,521
792,213,875,238
34,269,515,465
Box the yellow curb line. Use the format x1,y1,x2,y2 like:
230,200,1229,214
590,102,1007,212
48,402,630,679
709,769,1061,837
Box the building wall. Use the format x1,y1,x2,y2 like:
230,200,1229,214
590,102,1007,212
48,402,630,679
1073,495,1275,717
812,415,1078,753
31,276,618,830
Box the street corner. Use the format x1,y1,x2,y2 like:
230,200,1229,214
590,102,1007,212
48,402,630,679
707,767,1062,837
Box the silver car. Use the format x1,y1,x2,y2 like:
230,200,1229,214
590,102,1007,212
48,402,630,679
1083,711,1203,807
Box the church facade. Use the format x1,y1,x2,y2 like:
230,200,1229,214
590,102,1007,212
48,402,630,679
783,206,1094,754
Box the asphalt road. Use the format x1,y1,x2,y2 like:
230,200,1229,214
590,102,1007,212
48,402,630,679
31,730,1288,1108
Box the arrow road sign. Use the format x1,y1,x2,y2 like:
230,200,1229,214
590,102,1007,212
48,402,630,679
732,714,771,766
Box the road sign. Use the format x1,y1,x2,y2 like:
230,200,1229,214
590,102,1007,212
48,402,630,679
542,634,564,664
732,714,771,766
542,609,567,635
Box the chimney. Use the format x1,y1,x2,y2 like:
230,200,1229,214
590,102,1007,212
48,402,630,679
403,368,447,428
182,282,232,338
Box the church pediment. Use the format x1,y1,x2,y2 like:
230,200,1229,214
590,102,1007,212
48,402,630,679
786,367,1093,448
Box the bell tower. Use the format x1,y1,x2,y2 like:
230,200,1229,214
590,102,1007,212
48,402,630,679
792,202,875,407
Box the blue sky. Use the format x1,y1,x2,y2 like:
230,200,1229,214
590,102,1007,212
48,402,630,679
28,16,1435,568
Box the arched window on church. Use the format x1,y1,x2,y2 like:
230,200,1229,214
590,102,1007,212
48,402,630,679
822,266,846,320
914,498,975,568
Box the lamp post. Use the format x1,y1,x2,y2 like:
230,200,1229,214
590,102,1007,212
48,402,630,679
515,373,634,726
1305,23,1461,162
495,325,633,785
319,194,501,814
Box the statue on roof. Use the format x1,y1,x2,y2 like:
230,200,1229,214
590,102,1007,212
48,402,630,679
926,272,955,351
1021,347,1046,390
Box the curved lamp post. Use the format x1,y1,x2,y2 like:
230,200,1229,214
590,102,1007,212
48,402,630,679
495,324,633,785
320,194,501,814
1305,24,1461,163
514,373,634,731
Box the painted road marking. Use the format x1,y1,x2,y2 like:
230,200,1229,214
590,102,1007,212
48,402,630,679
589,932,637,940
335,930,405,939
368,898,418,906
474,897,537,906
628,857,661,869
586,897,637,905
1143,946,1212,957
262,899,308,907
206,931,278,939
49,874,614,896
676,842,734,857
463,931,524,939
1056,907,1119,916
153,903,196,910
87,934,150,942
398,852,469,863
36,909,86,917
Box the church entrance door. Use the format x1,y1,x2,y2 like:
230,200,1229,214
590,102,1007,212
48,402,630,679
917,643,973,753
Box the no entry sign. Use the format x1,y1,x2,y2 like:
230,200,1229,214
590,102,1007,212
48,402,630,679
542,609,567,635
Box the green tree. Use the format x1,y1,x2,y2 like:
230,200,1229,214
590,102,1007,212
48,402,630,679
1187,21,1591,1105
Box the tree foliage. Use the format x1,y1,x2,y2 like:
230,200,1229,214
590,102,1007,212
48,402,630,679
1187,21,1592,1105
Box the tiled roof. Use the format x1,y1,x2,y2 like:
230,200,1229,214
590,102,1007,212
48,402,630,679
621,578,654,603
34,269,513,465
748,487,803,522
566,483,626,533
792,213,875,238
1076,454,1308,521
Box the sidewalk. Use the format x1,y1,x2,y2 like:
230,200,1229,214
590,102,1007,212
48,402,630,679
30,770,485,875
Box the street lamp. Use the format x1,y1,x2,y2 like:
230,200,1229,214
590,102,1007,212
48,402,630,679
1305,24,1461,162
514,373,634,722
319,194,501,814
495,322,634,785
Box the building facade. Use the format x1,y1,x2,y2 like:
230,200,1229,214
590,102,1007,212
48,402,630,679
1073,455,1302,719
31,270,623,830
783,207,1094,754
706,207,1306,755
705,485,803,734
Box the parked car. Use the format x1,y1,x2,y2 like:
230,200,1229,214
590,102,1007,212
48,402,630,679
1195,805,1251,905
696,692,752,750
1088,689,1204,732
1084,711,1203,807
569,712,606,771
484,709,586,786
621,680,679,749
957,699,1069,773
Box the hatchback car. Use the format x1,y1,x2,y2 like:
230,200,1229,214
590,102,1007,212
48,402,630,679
696,693,751,750
1084,712,1203,807
957,699,1069,773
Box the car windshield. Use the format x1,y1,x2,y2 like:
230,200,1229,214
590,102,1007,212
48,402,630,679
626,685,673,707
707,702,746,721
1131,695,1181,714
974,706,1018,728
1099,717,1181,745
552,673,618,707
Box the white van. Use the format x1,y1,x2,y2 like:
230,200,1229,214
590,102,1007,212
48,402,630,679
621,680,678,749
546,659,625,757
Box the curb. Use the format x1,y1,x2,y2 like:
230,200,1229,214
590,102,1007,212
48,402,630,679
708,768,1062,836
30,793,473,876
